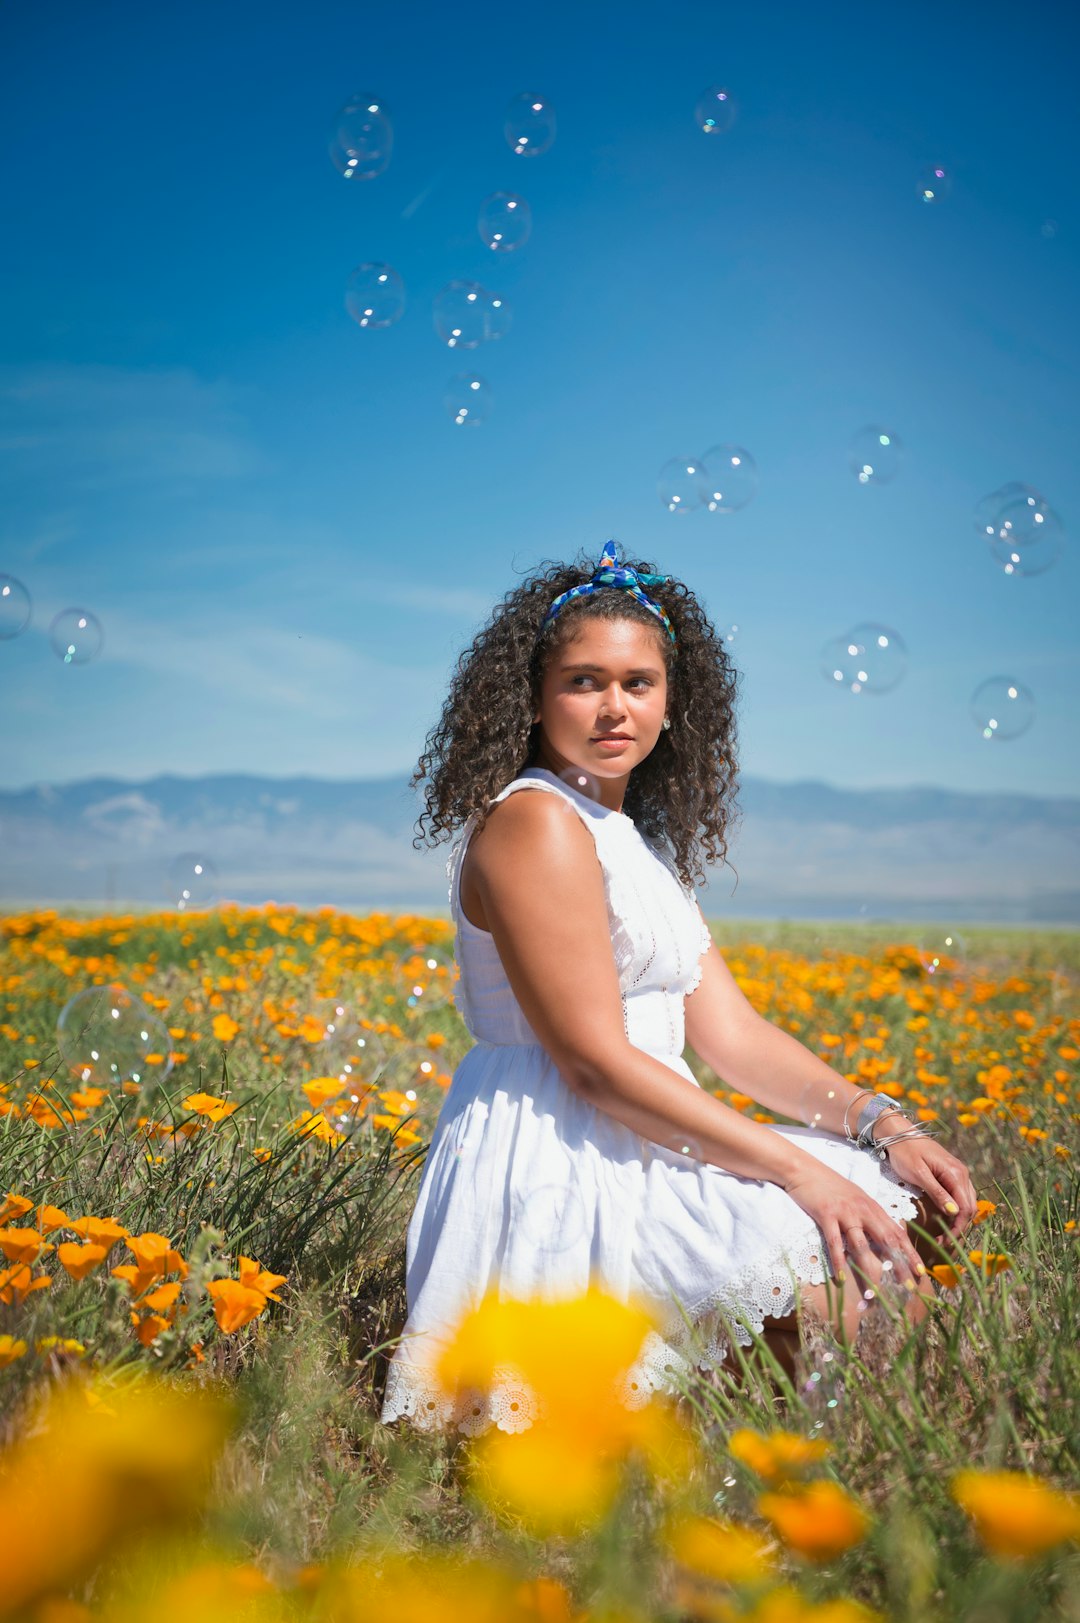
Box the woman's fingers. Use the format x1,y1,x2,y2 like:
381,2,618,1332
821,1218,847,1285
936,1160,979,1231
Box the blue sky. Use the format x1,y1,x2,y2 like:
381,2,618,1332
1,0,1078,796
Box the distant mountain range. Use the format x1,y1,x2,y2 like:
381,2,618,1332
1,772,1078,924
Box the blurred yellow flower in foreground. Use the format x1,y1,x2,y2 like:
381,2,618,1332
434,1288,698,1535
967,1250,1012,1276
317,1551,576,1623
756,1480,870,1563
729,1428,831,1486
950,1468,1080,1560
745,1587,884,1622
665,1510,776,1583
0,1372,232,1618
0,1333,28,1366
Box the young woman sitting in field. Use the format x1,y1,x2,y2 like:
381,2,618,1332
380,540,978,1432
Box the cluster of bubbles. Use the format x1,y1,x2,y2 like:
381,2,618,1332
973,481,1064,578
56,984,172,1090
658,445,758,515
0,577,105,665
819,623,908,695
333,90,552,429
694,86,737,135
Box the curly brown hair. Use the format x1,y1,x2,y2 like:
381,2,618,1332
411,546,740,889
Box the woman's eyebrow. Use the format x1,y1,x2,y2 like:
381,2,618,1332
560,662,663,677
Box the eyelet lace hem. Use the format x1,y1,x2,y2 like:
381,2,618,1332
684,909,714,997
379,1173,918,1436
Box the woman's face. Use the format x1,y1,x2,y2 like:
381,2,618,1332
532,616,670,798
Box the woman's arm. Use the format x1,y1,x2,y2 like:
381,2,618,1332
683,938,909,1137
466,791,932,1280
468,793,846,1184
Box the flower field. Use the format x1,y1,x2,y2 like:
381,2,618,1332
1,906,1078,1621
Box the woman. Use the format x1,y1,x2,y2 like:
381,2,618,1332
380,540,978,1434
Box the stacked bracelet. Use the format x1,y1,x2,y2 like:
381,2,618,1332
842,1088,942,1162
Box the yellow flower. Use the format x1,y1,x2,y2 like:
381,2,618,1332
237,1255,287,1303
0,1333,28,1367
665,1511,776,1584
435,1288,698,1534
0,1192,33,1224
0,1371,233,1615
181,1090,239,1122
36,1204,73,1232
211,1014,240,1043
290,1109,344,1144
729,1428,831,1486
757,1480,871,1562
930,1264,961,1288
206,1278,270,1333
0,1262,52,1305
36,1337,86,1357
0,1228,53,1264
57,1240,110,1280
972,1200,997,1223
968,1250,1012,1277
301,1076,345,1110
749,1588,884,1622
951,1468,1080,1559
68,1215,130,1246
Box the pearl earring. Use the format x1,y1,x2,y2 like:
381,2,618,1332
662,716,671,730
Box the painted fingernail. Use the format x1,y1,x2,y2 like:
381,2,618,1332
916,1262,927,1275
837,1270,846,1283
945,1200,958,1214
904,1279,916,1292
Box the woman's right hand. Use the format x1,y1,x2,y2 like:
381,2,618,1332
780,1162,928,1288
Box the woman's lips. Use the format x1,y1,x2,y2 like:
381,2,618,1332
591,737,632,748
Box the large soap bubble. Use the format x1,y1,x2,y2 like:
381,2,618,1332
701,444,757,512
820,624,907,695
433,281,488,349
445,372,491,426
478,191,531,252
695,86,737,134
345,263,405,329
917,164,951,203
970,677,1035,741
991,496,1064,577
57,984,173,1088
329,93,392,180
50,609,103,665
482,289,512,341
972,481,1042,539
0,575,31,639
658,456,709,515
168,853,219,911
849,425,902,485
504,92,556,156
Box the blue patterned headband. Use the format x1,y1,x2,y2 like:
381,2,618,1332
540,539,677,649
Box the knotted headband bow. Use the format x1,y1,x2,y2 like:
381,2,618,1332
540,539,677,648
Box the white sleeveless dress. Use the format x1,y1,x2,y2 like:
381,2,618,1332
379,767,920,1434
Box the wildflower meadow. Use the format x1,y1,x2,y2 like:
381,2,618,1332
1,906,1078,1622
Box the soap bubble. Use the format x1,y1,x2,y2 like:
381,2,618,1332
50,608,103,665
991,497,1064,577
397,944,457,1012
798,1081,841,1131
917,163,950,203
0,575,31,639
345,263,405,329
919,932,965,979
701,444,758,512
57,984,173,1088
478,190,531,252
504,91,556,156
971,677,1035,741
445,372,491,426
329,93,392,180
482,289,512,341
694,86,737,134
519,1182,588,1253
659,456,709,515
844,622,908,693
849,425,902,485
721,623,739,645
433,280,487,349
819,632,874,694
168,853,219,911
972,482,1042,539
558,766,603,802
661,1131,705,1161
